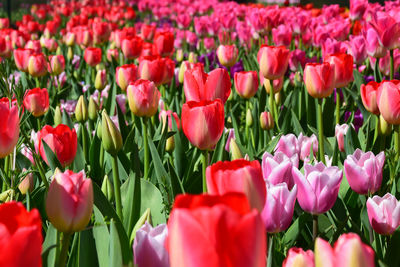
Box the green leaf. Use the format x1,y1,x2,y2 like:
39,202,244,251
121,172,141,241
109,220,123,267
42,140,63,172
42,224,58,267
140,179,166,225
62,110,74,129
92,206,110,267
148,136,172,196
283,213,307,248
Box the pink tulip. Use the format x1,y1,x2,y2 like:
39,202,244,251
127,79,160,117
257,45,290,80
369,12,400,50
116,64,138,91
0,101,20,158
46,170,93,233
367,193,400,235
272,25,292,47
234,71,259,99
262,182,297,233
335,123,349,152
274,134,300,168
315,233,375,267
133,222,169,267
262,152,296,190
289,49,306,72
377,80,400,124
283,247,314,267
292,162,342,215
28,53,48,77
298,133,318,162
364,26,387,58
216,44,238,68
344,149,385,195
14,48,34,72
303,62,335,99
206,159,266,212
348,35,367,65
349,0,367,21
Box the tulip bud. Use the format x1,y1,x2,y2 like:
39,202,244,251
101,110,123,156
18,169,35,194
0,189,14,202
48,55,65,76
95,69,107,91
176,49,184,62
96,120,102,140
131,208,152,241
56,46,62,56
88,96,99,121
275,92,281,104
246,108,253,126
229,138,243,160
379,114,392,136
260,111,274,130
101,174,113,202
67,47,74,61
188,52,197,63
75,95,88,122
166,135,175,152
54,106,62,126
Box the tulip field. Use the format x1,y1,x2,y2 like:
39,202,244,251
2,0,400,266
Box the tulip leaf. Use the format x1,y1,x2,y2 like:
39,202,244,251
140,179,166,225
42,224,58,267
283,213,307,248
42,140,63,172
109,219,123,267
290,109,304,136
211,130,227,164
121,172,141,241
172,118,185,178
62,110,74,130
77,229,99,267
93,206,110,267
116,102,129,140
89,134,102,183
384,231,400,265
72,142,85,173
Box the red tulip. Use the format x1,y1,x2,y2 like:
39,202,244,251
28,53,48,77
23,87,50,117
92,21,111,44
138,56,174,86
48,54,65,76
107,48,119,62
36,124,77,167
141,24,156,42
377,80,400,124
324,53,354,88
154,30,174,57
360,81,380,115
0,36,12,58
0,202,42,267
116,64,138,91
141,42,159,57
257,45,290,80
303,62,335,98
14,48,34,72
206,159,266,212
127,79,160,117
217,44,239,68
167,193,266,267
122,35,143,60
182,100,225,150
0,101,19,158
84,47,102,67
234,71,259,99
184,67,231,104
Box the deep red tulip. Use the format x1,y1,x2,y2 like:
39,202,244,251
360,81,380,115
84,47,102,67
122,35,143,60
154,31,174,57
23,88,49,117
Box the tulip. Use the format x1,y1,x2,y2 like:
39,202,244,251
95,69,107,91
282,248,314,267
75,95,88,123
298,133,318,162
376,80,400,124
19,170,34,194
315,233,374,267
48,55,65,76
154,31,174,57
367,193,400,235
0,17,9,29
23,87,50,117
324,53,354,89
0,37,12,58
274,134,300,168
167,193,266,267
292,162,343,215
234,71,259,99
0,102,20,158
206,159,266,212
349,0,367,21
107,48,119,62
348,35,367,65
178,61,204,83
272,24,292,47
116,64,138,91
184,67,231,104
84,47,102,67
181,99,225,151
159,110,181,131
88,96,99,121
260,111,274,130
0,202,42,267
36,124,77,167
360,81,380,115
335,124,350,152
364,26,387,58
141,24,156,42
369,12,400,50
303,62,335,99
257,45,290,80
216,44,239,68
127,79,160,117
289,49,307,72
46,169,93,233
138,56,166,86
262,182,297,233
133,222,169,267
262,152,296,189
28,53,48,77
14,48,34,72
122,36,143,60
344,149,385,195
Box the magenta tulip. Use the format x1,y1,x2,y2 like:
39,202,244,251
274,134,300,168
262,152,296,190
367,193,400,235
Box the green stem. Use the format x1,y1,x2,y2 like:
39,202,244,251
37,117,41,131
245,101,249,143
390,49,394,81
99,144,104,171
58,232,72,267
202,150,208,193
335,89,340,125
26,190,31,211
373,115,379,146
268,80,279,130
313,214,319,242
81,123,88,162
143,117,149,180
267,234,274,267
35,157,49,190
395,125,400,161
35,77,40,88
316,99,326,164
112,155,123,220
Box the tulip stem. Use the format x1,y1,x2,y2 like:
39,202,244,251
335,89,340,125
390,49,394,81
80,123,88,162
245,101,249,143
312,215,318,241
316,99,326,164
35,77,40,88
268,80,279,130
395,125,400,161
112,155,123,220
58,232,72,267
142,117,149,180
373,115,379,146
267,234,274,267
202,150,208,193
35,157,49,190
99,144,104,171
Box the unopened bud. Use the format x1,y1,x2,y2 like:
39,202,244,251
101,110,123,156
88,96,99,121
54,106,62,126
75,95,88,122
260,111,274,130
246,109,253,127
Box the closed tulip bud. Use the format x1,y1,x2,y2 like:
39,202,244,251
166,135,175,152
18,169,34,194
88,96,99,121
258,45,290,80
234,71,259,99
48,55,65,76
116,64,138,91
127,79,160,117
0,189,14,202
101,110,123,156
246,108,253,127
217,44,239,67
95,69,107,91
54,106,62,126
176,49,184,62
260,111,274,130
275,92,281,104
131,209,152,241
101,174,113,202
28,53,47,77
56,46,62,56
378,114,391,135
23,88,50,117
75,95,88,122
65,32,75,46
335,124,350,152
229,138,243,160
304,62,335,99
0,102,20,158
46,169,93,233
67,47,74,61
283,248,314,267
367,193,400,235
188,52,197,63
